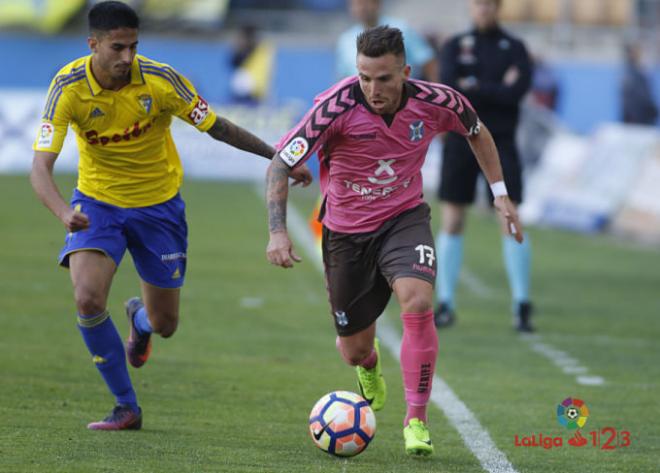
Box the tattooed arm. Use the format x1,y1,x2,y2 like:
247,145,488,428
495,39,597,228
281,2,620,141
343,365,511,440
207,116,312,186
266,156,289,233
207,116,275,159
265,156,302,268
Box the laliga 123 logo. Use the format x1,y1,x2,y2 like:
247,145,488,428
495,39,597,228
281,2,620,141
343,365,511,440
557,397,588,430
513,397,632,450
287,138,307,157
557,397,589,446
280,137,308,167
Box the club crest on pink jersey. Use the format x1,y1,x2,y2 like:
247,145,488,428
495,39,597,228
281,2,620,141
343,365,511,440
409,120,424,142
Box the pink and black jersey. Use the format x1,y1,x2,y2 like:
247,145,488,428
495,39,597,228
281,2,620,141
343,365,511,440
276,76,480,233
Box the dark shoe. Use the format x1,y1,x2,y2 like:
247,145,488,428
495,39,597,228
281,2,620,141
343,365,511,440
434,302,456,328
515,301,535,333
125,297,152,368
87,405,142,430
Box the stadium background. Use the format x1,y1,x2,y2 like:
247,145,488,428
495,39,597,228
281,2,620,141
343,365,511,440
1,1,659,472
1,0,660,240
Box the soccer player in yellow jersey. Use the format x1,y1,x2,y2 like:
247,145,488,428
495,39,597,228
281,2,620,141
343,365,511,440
30,1,311,430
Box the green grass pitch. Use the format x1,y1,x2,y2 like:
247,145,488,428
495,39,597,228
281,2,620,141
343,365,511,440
0,174,658,472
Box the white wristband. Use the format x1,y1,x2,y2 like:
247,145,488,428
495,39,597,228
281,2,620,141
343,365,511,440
490,180,508,197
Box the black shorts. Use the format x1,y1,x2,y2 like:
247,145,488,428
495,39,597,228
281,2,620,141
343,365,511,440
322,203,436,336
438,132,523,204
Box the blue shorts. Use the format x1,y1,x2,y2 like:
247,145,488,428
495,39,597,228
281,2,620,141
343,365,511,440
59,189,188,289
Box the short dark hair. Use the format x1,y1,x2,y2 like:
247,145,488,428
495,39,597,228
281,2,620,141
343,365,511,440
89,1,139,33
356,25,406,61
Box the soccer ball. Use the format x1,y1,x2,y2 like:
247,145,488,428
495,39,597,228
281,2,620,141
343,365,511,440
566,407,579,420
308,391,376,457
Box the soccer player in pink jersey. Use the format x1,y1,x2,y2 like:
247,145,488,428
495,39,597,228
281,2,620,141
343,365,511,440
265,25,523,456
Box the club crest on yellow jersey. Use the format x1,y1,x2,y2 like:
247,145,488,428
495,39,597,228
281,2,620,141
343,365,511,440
137,94,153,114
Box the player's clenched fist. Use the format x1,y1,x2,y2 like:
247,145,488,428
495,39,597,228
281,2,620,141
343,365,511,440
61,207,90,233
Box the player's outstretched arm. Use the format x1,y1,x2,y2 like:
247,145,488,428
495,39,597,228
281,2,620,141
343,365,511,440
207,116,276,159
206,116,312,187
466,124,524,243
30,151,89,233
266,155,302,268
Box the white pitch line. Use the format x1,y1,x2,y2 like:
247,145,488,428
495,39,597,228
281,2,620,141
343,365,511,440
437,246,605,388
281,197,519,473
576,376,606,386
524,336,605,386
460,268,495,299
284,201,325,273
240,296,264,309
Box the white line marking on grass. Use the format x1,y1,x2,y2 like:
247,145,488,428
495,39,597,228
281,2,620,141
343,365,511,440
442,253,605,388
285,203,324,273
524,336,605,386
280,196,519,473
576,376,605,386
240,297,264,309
460,268,495,299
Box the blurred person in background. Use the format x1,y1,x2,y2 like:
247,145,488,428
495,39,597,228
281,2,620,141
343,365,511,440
335,0,439,82
30,0,311,431
266,25,523,456
620,41,658,125
435,0,533,332
530,55,559,111
229,23,275,105
229,24,259,104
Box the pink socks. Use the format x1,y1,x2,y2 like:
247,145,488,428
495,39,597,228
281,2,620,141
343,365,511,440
334,312,438,427
400,311,438,425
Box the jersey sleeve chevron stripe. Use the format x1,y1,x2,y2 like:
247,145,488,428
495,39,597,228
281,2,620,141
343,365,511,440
409,79,479,135
42,66,87,120
277,79,357,168
304,86,356,139
138,58,195,97
138,60,195,102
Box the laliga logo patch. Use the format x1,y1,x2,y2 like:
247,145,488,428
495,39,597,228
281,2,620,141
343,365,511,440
280,137,308,167
37,122,54,147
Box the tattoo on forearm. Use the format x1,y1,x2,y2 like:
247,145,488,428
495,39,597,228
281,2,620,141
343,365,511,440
267,159,290,233
209,118,275,159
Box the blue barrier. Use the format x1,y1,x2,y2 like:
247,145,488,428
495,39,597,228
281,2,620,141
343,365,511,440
1,33,658,133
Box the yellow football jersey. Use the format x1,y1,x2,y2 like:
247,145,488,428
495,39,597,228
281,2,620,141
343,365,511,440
33,54,217,207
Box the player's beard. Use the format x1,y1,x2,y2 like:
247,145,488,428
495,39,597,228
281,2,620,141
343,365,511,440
112,63,131,81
